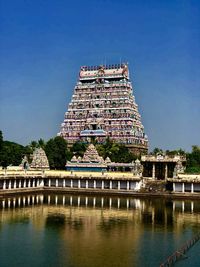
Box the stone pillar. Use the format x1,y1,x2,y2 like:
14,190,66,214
182,201,185,212
40,179,44,187
18,197,21,207
93,197,96,207
3,180,6,190
40,195,44,204
36,179,40,187
94,180,96,189
28,179,31,188
102,180,104,189
182,183,185,193
86,180,88,189
135,181,138,190
48,179,51,187
23,196,26,206
117,198,120,209
33,179,35,187
19,180,21,188
32,196,35,205
101,197,104,207
127,181,129,190
110,180,112,190
109,198,112,208
173,182,175,192
85,196,88,206
165,164,168,180
56,179,58,187
8,180,11,189
191,201,194,213
78,196,80,206
118,181,120,190
78,179,81,189
13,180,16,189
191,183,194,193
173,201,175,211
48,195,50,205
63,179,66,188
13,198,16,208
152,163,155,179
70,179,73,188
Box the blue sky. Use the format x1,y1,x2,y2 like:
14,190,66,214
0,0,199,151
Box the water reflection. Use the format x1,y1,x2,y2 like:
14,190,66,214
0,194,200,267
1,195,199,221
46,214,66,229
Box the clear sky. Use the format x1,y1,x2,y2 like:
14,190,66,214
0,0,199,152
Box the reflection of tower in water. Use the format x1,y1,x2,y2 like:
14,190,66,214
1,195,200,267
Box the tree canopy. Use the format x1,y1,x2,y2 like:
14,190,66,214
186,146,200,173
0,131,3,151
45,136,72,169
0,129,199,173
96,138,137,163
0,131,30,167
70,141,87,157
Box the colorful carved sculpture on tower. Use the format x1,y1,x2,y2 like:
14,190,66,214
66,144,107,171
58,63,148,155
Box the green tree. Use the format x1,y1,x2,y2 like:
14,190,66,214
166,148,186,156
96,138,136,163
186,146,200,173
0,130,3,151
152,147,163,155
29,140,39,152
0,131,3,165
0,141,27,167
45,136,72,169
71,141,87,157
38,138,46,149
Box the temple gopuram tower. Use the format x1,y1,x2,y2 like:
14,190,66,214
58,63,148,155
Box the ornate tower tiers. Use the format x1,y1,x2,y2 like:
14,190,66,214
58,63,148,154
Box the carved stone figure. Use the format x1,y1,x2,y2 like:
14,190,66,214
132,159,143,177
173,160,185,178
20,155,29,170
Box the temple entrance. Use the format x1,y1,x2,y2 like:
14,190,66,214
141,155,186,180
142,162,174,180
155,163,165,180
168,163,176,178
142,162,153,177
92,124,97,130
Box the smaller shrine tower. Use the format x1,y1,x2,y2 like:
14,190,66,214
30,148,50,170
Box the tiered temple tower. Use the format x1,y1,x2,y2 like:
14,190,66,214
30,148,50,170
58,63,148,155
